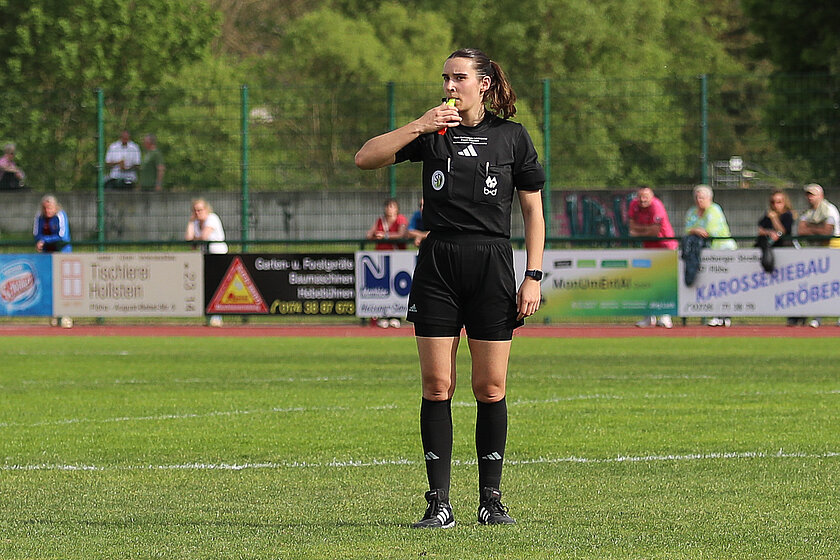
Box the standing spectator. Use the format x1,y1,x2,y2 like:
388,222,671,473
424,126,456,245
356,47,545,528
105,130,142,189
685,184,736,327
756,190,800,325
0,143,26,190
186,198,228,327
33,195,72,328
407,198,429,247
628,186,677,328
139,134,165,191
366,198,409,328
367,198,408,251
797,183,840,327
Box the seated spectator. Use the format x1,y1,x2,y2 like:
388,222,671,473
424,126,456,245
0,143,26,190
33,195,73,328
366,198,408,328
366,198,408,251
34,195,72,253
407,198,429,247
684,184,736,327
757,190,800,325
185,198,227,327
797,184,840,328
755,189,795,272
628,186,677,328
798,184,840,248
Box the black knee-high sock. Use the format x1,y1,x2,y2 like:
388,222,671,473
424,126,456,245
476,397,507,491
420,398,453,492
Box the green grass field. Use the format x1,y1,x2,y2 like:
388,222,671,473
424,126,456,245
0,336,838,559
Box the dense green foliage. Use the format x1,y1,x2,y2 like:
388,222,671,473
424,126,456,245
0,335,838,558
0,0,220,190
0,0,836,190
741,0,840,185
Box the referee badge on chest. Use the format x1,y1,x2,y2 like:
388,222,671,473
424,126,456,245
484,175,498,196
431,170,445,191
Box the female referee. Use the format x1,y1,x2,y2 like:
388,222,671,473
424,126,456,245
355,48,545,529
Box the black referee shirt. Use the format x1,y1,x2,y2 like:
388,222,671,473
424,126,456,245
395,113,545,238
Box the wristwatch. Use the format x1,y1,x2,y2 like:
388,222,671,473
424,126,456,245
776,231,784,237
524,269,543,281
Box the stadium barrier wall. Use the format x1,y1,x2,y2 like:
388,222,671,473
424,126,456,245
1,188,834,245
2,249,838,320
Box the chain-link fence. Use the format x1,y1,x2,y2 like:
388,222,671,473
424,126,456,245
1,73,838,195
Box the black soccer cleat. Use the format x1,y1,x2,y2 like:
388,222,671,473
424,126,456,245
411,488,455,529
477,487,516,525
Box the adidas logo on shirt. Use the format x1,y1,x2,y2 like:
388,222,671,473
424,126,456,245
457,145,478,157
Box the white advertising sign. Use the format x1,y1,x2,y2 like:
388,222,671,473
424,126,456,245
678,248,840,316
354,251,418,318
53,253,203,317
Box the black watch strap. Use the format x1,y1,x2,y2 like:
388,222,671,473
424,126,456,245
524,269,543,281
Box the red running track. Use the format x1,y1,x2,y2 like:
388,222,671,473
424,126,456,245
0,323,836,338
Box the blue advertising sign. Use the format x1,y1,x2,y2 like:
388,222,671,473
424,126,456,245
0,255,52,316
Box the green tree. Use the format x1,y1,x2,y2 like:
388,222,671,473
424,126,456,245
240,3,454,190
742,0,840,185
0,0,220,190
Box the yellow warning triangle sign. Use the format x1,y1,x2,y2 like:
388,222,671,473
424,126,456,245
206,256,268,313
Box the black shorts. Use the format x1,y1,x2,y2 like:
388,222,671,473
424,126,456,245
407,232,523,341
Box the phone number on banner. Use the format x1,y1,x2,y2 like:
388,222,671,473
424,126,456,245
270,300,356,315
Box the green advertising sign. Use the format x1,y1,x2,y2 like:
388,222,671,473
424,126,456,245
535,250,678,318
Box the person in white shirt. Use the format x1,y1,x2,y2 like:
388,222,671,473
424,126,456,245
186,198,228,327
105,130,142,187
185,198,228,254
797,183,840,327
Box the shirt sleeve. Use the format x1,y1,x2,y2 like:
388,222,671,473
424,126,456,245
105,143,118,164
650,199,667,225
512,125,545,190
394,135,427,164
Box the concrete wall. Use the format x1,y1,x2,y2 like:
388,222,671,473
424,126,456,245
1,187,830,244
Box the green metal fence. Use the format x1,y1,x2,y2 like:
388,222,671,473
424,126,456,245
2,72,839,227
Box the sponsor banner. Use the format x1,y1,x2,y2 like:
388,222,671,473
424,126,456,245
0,255,53,316
535,249,678,318
52,253,203,317
678,248,840,316
355,251,416,318
204,254,356,316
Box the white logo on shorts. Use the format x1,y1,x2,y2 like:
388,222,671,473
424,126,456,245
431,170,445,191
484,175,497,196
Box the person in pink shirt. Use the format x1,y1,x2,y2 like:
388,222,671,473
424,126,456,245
366,198,409,251
365,198,409,327
628,186,677,328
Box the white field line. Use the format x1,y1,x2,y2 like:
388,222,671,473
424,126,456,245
4,375,354,389
0,394,681,429
2,450,838,473
2,389,838,429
